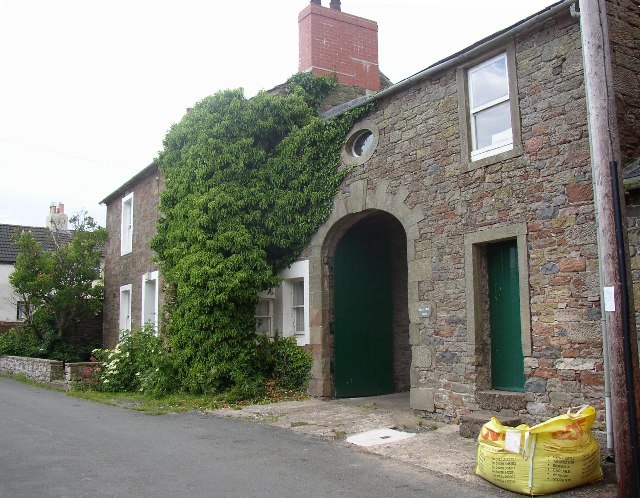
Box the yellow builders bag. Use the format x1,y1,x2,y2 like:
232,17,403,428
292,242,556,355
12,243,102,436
475,406,602,495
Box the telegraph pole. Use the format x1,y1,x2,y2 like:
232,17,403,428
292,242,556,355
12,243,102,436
579,0,640,496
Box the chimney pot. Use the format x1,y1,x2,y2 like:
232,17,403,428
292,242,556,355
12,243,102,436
310,0,321,4
330,0,341,10
46,201,69,231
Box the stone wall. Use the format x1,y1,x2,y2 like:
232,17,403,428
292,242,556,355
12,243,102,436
308,9,612,424
65,362,99,383
626,189,640,357
103,168,165,347
607,0,640,165
0,356,64,382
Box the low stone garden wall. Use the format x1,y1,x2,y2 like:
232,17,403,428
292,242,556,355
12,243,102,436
0,356,99,386
0,355,64,382
64,362,99,383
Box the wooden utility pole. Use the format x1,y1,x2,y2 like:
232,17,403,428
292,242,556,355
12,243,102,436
579,0,640,496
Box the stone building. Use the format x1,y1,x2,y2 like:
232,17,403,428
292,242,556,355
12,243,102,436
101,164,165,341
100,0,639,424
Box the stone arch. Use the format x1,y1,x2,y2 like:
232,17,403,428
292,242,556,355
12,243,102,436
305,179,426,398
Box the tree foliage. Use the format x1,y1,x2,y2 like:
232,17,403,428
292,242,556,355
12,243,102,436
10,213,106,346
152,73,370,394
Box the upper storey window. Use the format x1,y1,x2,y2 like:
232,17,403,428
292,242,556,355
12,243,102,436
121,193,133,255
468,53,513,161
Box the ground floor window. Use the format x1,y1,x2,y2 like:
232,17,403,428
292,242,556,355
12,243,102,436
255,298,274,337
119,284,132,335
253,260,310,345
16,301,27,321
141,271,159,334
292,279,305,335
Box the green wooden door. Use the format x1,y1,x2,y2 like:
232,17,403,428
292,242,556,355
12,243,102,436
487,241,525,391
333,221,394,397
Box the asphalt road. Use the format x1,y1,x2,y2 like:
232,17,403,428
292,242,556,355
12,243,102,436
0,377,503,497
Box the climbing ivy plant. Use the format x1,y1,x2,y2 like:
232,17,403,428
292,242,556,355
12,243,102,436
152,73,370,395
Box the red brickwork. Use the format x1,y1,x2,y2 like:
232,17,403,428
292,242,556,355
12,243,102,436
298,4,379,91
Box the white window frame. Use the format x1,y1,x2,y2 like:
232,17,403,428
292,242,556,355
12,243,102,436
16,301,27,321
468,52,513,161
119,284,132,336
278,260,310,346
141,271,159,334
120,192,134,255
291,280,305,335
255,293,275,338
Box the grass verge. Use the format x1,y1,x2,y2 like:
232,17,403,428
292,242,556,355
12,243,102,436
2,372,310,415
67,383,310,415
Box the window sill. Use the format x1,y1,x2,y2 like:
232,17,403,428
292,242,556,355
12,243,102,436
461,145,522,173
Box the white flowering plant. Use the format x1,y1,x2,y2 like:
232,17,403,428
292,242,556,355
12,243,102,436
91,323,177,394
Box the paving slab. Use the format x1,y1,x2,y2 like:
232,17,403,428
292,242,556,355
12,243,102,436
209,397,618,497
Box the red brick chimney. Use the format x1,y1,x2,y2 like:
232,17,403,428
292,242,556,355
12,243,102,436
298,1,379,91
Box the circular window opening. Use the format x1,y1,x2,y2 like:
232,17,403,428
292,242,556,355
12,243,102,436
342,120,379,166
352,130,374,157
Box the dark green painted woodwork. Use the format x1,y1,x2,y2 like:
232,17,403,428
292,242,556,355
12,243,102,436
487,240,525,392
333,220,394,397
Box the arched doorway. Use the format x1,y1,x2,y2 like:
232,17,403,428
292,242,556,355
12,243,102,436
331,211,409,397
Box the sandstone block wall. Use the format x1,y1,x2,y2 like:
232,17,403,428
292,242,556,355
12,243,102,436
65,362,99,382
607,0,640,165
320,10,608,424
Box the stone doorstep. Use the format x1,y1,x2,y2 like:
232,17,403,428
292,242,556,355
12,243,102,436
476,389,527,411
459,411,521,439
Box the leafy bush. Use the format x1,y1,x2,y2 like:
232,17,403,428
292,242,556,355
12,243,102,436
256,334,313,392
0,328,41,357
270,336,313,391
0,327,91,362
92,325,175,394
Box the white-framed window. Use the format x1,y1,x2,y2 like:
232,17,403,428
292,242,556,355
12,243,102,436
468,53,513,161
16,301,27,321
141,271,159,334
278,260,310,346
292,280,305,335
255,298,274,337
119,284,132,334
120,192,134,255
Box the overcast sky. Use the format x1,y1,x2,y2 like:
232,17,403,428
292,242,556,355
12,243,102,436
0,0,560,227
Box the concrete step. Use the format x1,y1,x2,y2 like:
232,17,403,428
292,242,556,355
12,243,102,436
459,411,521,438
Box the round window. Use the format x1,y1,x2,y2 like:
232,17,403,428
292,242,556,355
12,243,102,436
352,130,374,157
342,120,379,166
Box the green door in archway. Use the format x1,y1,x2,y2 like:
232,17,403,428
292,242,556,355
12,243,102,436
333,220,394,397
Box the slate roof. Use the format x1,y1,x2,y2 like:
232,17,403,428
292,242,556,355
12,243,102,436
0,224,73,264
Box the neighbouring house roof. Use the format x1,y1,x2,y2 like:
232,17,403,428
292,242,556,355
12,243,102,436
0,224,73,264
100,161,159,206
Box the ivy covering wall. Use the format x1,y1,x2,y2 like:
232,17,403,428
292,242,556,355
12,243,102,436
152,73,370,394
